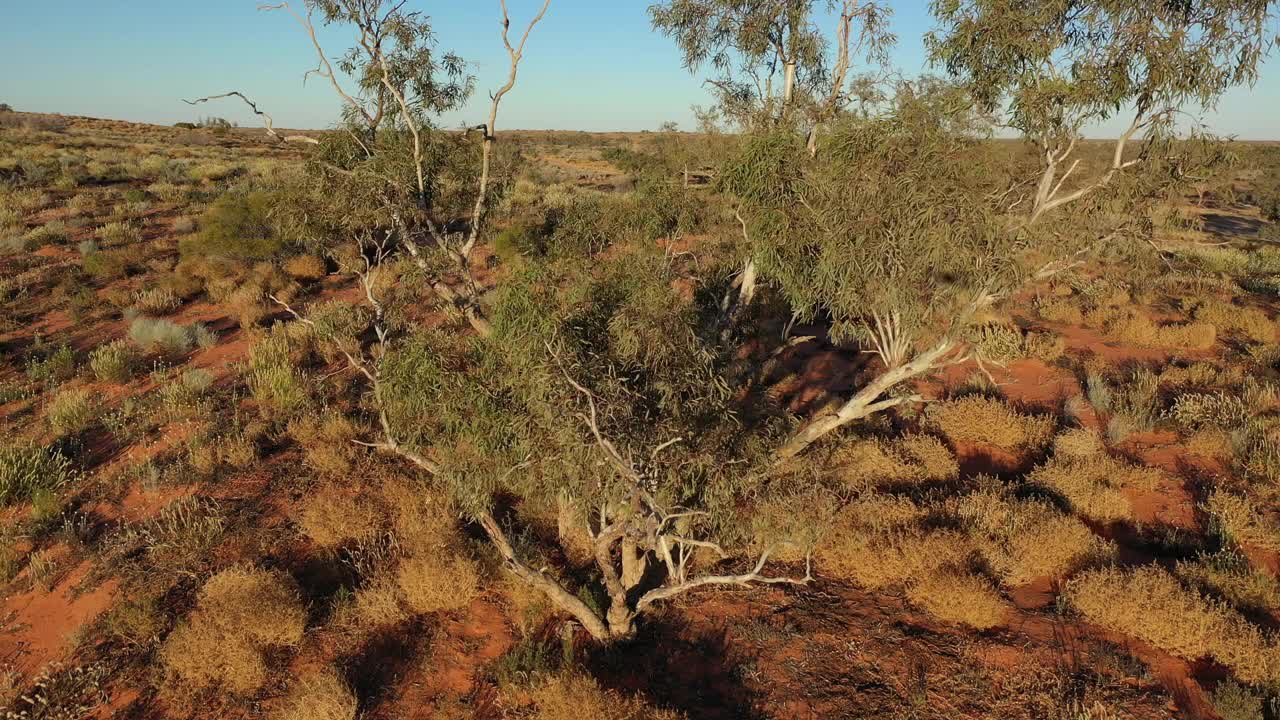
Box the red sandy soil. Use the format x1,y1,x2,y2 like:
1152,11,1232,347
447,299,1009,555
0,558,117,677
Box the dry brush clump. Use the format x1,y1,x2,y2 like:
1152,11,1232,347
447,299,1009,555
159,566,307,694
953,488,1113,587
1106,312,1218,351
1027,453,1164,523
1065,565,1278,685
827,434,958,490
926,396,1056,453
270,670,358,720
514,671,687,720
818,495,1011,629
1205,489,1280,553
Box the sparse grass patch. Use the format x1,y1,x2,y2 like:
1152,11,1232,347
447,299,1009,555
131,286,182,314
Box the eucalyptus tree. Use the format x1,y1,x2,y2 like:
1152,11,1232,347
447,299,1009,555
760,0,1277,457
651,0,895,325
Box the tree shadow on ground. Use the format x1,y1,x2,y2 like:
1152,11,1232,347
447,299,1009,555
584,617,767,720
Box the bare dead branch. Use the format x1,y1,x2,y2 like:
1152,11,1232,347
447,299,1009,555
183,91,319,145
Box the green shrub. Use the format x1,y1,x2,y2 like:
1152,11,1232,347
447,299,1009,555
184,191,283,260
25,343,76,385
0,446,72,505
129,317,193,355
89,340,138,383
47,388,96,436
81,248,128,280
1211,680,1263,720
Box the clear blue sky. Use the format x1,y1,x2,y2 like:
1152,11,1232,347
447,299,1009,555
2,1,1277,138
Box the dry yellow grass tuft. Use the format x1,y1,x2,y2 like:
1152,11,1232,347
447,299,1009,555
160,566,307,693
272,670,358,720
288,412,360,476
829,434,957,489
906,571,1008,630
821,523,973,590
1027,454,1163,523
282,254,328,281
1196,300,1276,344
396,551,480,614
927,396,1055,452
1064,565,1276,685
353,575,408,628
1107,313,1217,350
1186,429,1234,459
954,489,1112,586
524,672,686,720
1052,428,1106,460
1205,489,1280,553
298,483,383,549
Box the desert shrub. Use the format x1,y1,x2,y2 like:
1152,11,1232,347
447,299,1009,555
288,412,359,476
192,322,218,349
1037,296,1086,325
1178,551,1280,614
129,316,193,355
101,596,166,648
227,282,269,328
926,396,1055,452
159,368,215,418
297,483,383,548
46,388,96,436
24,220,67,247
1196,300,1275,344
521,671,685,720
828,434,958,490
954,489,1112,586
160,566,307,694
282,254,327,281
0,445,72,505
905,571,1008,630
131,286,182,314
1064,565,1274,685
77,238,99,256
396,551,480,614
81,248,129,280
271,671,358,720
1027,454,1163,522
89,339,139,383
1205,489,1280,553
186,191,284,260
1211,680,1264,720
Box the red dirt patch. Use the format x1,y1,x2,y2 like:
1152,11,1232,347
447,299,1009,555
0,559,118,676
